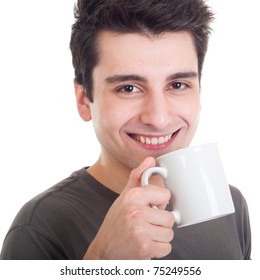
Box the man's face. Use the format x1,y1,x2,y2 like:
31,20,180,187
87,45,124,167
88,30,200,171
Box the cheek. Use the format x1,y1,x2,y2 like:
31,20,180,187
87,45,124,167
91,101,127,138
181,97,201,126
179,98,201,147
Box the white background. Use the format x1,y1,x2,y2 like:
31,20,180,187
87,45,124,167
0,0,259,261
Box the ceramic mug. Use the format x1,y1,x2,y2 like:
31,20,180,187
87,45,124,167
141,143,235,227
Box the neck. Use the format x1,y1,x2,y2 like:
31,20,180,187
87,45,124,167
87,156,131,194
87,154,165,194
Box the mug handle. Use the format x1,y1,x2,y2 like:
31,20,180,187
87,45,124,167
141,167,181,225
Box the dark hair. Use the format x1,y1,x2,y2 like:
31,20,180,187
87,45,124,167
70,0,214,102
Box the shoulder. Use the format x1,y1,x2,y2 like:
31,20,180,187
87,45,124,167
229,185,250,223
229,185,251,259
229,185,249,211
1,168,105,259
7,169,86,229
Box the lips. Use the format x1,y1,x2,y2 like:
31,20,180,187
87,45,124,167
130,133,173,145
128,130,180,148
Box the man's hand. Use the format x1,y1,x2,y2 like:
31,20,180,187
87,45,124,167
83,157,175,260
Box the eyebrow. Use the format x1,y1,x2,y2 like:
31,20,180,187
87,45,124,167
105,74,147,84
166,71,198,81
105,72,198,84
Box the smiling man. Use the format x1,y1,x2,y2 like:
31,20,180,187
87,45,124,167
1,0,251,260
78,30,201,194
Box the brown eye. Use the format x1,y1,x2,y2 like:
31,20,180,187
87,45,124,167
123,85,134,92
117,84,139,95
172,82,183,89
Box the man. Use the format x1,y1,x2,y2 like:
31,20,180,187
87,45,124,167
0,0,251,259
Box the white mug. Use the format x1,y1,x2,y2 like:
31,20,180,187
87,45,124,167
141,143,235,227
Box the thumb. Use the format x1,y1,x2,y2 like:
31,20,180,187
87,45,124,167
125,157,156,190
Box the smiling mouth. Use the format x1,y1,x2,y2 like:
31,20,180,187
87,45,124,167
128,130,179,146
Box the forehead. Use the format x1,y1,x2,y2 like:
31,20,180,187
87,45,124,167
94,30,198,77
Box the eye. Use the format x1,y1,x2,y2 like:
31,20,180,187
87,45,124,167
171,82,186,90
166,81,191,95
122,85,135,93
117,84,140,95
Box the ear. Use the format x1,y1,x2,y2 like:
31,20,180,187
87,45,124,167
74,81,92,121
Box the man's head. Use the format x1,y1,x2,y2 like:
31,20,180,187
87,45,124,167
71,0,214,174
70,0,214,102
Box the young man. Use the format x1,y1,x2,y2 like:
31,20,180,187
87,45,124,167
1,0,251,259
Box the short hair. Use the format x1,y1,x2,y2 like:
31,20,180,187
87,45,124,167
70,0,214,102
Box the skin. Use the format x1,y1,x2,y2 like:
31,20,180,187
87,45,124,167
74,30,201,259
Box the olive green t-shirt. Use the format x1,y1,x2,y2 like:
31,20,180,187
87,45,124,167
0,168,251,260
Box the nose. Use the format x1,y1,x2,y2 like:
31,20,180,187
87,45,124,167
140,92,172,130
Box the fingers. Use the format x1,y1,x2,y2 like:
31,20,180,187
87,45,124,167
147,221,174,243
143,184,171,209
123,157,171,209
153,242,173,259
121,183,171,212
124,206,174,241
126,220,174,259
124,157,156,190
123,157,174,259
121,203,174,258
146,206,175,228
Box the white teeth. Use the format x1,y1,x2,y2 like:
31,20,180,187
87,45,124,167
134,133,173,145
159,136,165,144
151,138,158,145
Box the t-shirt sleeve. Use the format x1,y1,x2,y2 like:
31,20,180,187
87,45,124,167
230,185,252,260
241,198,251,260
0,225,66,260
